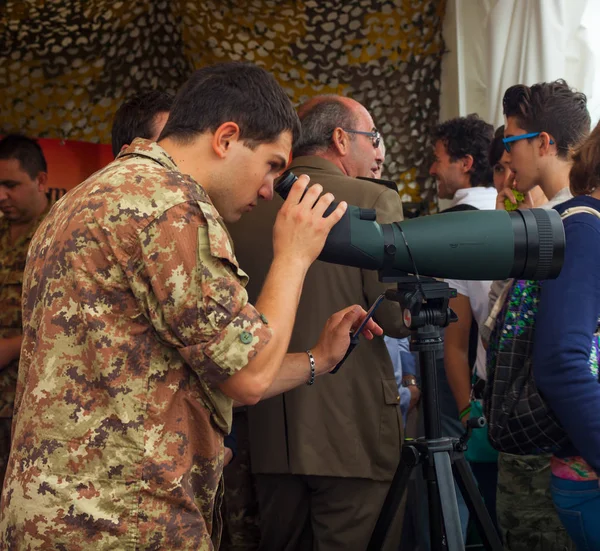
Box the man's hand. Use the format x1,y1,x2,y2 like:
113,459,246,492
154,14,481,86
0,336,22,370
272,175,347,269
224,447,234,466
407,384,421,412
312,305,383,375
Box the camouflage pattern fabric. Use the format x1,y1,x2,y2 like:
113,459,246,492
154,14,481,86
0,208,49,491
0,211,49,419
0,139,272,550
497,453,576,551
221,409,261,551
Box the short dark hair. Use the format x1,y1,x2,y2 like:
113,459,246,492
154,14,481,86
293,97,357,157
432,114,494,187
0,134,47,179
502,80,590,159
159,62,300,148
489,125,506,167
569,121,600,196
111,90,174,156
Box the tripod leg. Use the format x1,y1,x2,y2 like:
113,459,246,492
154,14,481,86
454,456,503,551
367,446,417,551
432,451,465,551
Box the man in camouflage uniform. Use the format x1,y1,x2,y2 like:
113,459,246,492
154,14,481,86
0,135,50,491
0,63,380,549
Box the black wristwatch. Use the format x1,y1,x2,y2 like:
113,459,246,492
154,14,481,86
402,376,419,388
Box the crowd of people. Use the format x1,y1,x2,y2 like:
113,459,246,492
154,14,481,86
0,61,598,551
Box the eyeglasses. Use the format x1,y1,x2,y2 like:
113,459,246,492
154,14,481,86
342,128,381,149
502,132,555,153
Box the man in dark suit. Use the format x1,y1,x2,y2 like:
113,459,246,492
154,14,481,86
228,95,409,550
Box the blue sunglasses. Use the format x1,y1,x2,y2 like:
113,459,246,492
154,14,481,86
502,132,555,153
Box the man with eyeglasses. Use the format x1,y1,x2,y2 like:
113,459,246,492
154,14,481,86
227,95,409,550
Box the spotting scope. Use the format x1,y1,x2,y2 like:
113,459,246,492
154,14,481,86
275,172,565,281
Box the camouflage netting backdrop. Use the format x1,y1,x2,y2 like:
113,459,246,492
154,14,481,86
0,0,446,207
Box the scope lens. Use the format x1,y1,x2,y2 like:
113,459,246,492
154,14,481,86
508,209,565,280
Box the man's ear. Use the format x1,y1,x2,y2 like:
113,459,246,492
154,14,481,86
212,122,241,159
460,154,474,173
36,172,48,192
538,132,555,155
331,127,349,156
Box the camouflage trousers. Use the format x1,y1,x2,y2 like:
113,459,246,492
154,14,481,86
497,453,575,551
221,410,260,551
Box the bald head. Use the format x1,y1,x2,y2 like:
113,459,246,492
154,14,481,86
294,94,383,178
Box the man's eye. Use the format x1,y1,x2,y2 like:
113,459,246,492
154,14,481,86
494,165,504,173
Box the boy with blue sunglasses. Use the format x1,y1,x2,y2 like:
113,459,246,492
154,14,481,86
497,80,589,211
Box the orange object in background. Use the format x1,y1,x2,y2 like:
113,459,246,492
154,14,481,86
37,138,114,193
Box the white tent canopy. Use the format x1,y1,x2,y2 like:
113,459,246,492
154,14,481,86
440,0,600,127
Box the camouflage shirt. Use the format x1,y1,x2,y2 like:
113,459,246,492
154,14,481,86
0,139,272,550
0,207,48,419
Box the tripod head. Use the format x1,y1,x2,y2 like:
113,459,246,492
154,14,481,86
379,271,457,331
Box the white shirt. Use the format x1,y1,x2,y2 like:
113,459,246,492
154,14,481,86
543,186,573,209
450,187,498,211
444,278,493,380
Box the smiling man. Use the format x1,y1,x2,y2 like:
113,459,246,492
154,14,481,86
0,63,382,550
0,135,50,493
429,113,496,211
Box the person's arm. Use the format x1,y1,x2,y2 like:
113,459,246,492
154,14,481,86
218,177,373,404
398,337,420,411
134,175,353,407
444,292,473,419
533,218,600,474
362,188,411,338
255,305,380,400
0,335,22,370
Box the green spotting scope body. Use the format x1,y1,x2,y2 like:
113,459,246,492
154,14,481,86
275,172,565,281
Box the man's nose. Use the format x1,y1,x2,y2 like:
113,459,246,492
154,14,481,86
429,163,436,176
259,183,274,201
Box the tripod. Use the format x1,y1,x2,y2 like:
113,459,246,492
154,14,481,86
367,275,503,551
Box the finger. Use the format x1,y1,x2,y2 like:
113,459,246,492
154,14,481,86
322,201,347,230
361,318,383,337
335,305,364,333
503,187,517,204
297,183,323,210
285,174,310,205
311,192,335,217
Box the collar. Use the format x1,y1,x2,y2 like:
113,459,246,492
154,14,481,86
450,186,496,208
357,176,397,191
117,137,180,172
288,156,345,176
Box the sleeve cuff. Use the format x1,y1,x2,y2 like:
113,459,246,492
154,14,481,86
179,302,272,386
